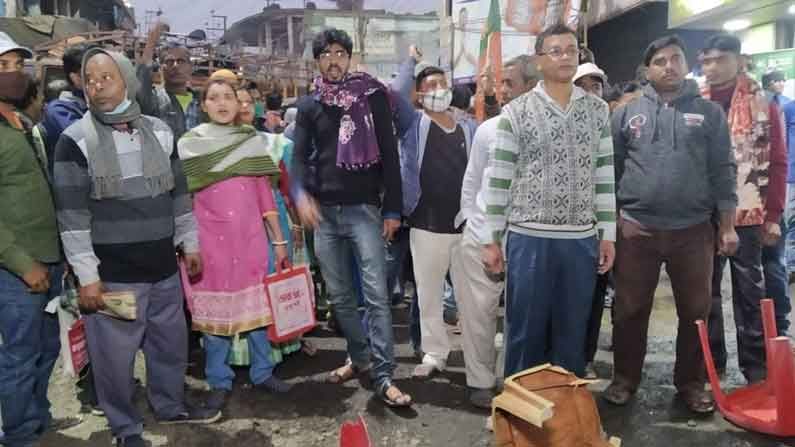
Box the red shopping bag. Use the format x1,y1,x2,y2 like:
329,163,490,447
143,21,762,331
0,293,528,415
68,319,89,373
265,265,317,342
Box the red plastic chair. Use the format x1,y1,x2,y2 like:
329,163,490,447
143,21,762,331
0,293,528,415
339,414,372,447
696,299,795,437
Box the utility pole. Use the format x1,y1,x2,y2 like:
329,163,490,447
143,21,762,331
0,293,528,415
207,9,228,41
143,8,162,36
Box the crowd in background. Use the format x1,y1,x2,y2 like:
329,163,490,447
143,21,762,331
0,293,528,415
0,19,794,447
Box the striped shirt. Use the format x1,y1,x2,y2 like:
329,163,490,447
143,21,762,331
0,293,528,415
482,83,616,244
53,115,199,285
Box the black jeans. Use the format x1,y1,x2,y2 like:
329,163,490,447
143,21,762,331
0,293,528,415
585,273,610,363
709,225,766,382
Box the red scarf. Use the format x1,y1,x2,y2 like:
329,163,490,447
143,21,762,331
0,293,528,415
702,74,771,226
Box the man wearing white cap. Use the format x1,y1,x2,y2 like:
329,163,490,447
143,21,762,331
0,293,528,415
0,32,29,73
574,61,611,378
0,32,70,446
574,62,608,99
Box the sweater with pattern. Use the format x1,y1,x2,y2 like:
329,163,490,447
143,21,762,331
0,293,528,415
482,83,616,244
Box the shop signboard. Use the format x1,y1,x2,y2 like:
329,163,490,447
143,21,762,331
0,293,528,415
669,0,735,28
752,49,795,80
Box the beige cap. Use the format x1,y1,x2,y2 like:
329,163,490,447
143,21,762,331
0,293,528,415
209,69,239,86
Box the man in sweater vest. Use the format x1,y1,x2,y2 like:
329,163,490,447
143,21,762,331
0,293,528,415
481,24,617,379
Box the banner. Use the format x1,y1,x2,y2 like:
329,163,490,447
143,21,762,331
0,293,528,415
453,0,582,83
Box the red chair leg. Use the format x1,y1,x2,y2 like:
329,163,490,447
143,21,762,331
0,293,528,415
769,337,795,433
761,299,778,340
696,320,727,409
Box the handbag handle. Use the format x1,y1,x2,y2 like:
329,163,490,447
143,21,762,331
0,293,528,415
274,256,293,275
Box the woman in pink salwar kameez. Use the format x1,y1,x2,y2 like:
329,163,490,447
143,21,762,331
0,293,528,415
178,79,293,414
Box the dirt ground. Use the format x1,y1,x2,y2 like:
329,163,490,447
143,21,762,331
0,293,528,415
38,270,795,447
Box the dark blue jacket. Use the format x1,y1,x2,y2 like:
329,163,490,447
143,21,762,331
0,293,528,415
41,90,87,175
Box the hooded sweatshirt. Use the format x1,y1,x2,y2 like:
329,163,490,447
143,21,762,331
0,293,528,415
612,80,737,230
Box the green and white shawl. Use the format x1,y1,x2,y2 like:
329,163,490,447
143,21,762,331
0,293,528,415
178,123,282,193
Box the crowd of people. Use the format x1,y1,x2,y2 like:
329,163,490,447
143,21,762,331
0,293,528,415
0,20,793,447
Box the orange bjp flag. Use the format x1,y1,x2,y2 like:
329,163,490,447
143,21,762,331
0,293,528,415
475,0,502,122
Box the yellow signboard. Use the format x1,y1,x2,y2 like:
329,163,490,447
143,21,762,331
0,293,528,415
669,0,734,28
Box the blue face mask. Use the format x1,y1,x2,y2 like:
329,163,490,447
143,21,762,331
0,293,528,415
107,98,132,115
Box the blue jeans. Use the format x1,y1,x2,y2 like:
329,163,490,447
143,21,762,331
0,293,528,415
443,274,457,314
386,227,410,302
203,329,274,390
504,233,597,377
762,218,791,336
0,264,63,447
314,204,394,388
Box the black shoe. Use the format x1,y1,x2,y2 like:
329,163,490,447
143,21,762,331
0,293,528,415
116,434,146,447
156,405,221,425
443,308,459,326
206,389,229,412
468,387,495,409
254,376,293,394
48,416,84,432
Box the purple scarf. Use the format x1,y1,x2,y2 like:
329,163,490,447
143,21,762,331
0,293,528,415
314,72,387,170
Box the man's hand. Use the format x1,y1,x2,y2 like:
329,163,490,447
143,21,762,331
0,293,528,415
184,252,203,277
79,281,105,312
478,64,496,98
598,240,615,274
383,218,401,242
409,45,423,62
718,227,740,256
619,217,651,239
22,261,50,293
482,243,505,275
762,221,782,247
296,194,321,230
140,22,167,64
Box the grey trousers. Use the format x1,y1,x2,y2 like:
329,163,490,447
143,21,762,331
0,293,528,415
84,273,188,438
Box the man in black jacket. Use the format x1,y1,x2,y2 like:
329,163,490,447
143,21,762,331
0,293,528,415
291,28,410,407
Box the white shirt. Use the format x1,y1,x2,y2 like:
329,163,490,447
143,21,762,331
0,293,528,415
458,116,500,244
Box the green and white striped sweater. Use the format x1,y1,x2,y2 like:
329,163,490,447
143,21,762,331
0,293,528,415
482,83,616,244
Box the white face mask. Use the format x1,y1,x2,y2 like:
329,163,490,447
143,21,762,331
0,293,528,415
107,98,132,115
421,88,452,113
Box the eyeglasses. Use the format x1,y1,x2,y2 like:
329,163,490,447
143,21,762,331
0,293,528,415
319,49,349,60
163,58,188,67
538,47,581,60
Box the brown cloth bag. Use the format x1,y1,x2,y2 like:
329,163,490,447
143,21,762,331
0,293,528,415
493,364,621,447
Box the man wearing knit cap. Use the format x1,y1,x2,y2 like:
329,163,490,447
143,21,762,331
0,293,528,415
52,49,220,447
